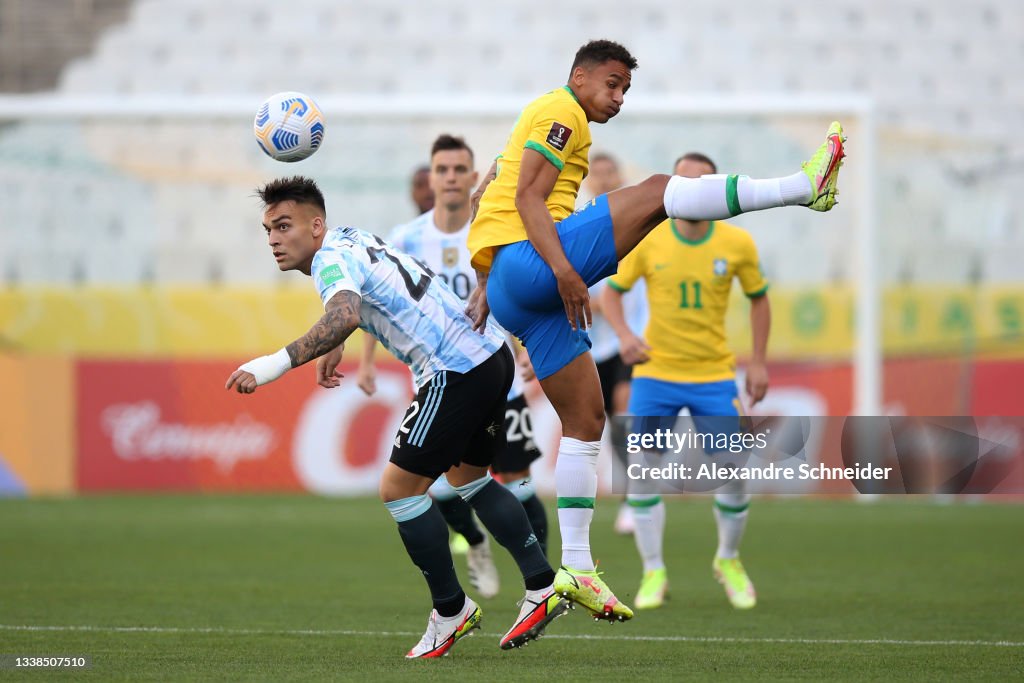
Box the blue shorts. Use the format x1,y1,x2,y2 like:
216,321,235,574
487,195,618,380
629,377,743,452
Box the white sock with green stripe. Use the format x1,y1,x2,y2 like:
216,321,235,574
713,491,751,560
664,173,812,220
555,437,600,571
629,494,665,571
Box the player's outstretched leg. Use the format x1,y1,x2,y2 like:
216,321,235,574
712,489,756,609
383,491,482,658
451,472,569,648
606,122,847,260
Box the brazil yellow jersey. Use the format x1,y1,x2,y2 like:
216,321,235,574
607,220,768,383
469,86,592,272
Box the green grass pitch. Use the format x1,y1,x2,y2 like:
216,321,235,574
1,495,1021,681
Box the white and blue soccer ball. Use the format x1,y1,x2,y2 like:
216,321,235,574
253,91,325,162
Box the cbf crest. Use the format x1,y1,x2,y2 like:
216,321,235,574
713,258,728,276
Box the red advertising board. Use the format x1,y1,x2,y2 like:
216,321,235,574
76,359,414,492
74,356,1024,495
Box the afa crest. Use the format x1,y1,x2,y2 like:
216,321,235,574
713,258,728,276
442,247,459,268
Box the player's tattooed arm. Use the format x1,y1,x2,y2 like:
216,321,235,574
285,290,362,367
470,160,498,222
226,290,361,394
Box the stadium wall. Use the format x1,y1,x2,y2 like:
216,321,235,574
0,354,75,495
1,285,1023,496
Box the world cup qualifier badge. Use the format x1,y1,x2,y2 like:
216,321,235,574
546,122,572,151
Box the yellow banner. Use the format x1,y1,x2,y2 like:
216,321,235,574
1,285,1022,360
0,287,367,357
723,285,1023,360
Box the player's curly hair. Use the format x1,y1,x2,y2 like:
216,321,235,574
256,176,326,214
431,134,475,163
571,40,638,74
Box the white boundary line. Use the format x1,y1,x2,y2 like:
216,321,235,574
1,625,1020,648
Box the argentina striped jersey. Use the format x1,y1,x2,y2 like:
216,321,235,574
390,213,525,400
312,227,504,388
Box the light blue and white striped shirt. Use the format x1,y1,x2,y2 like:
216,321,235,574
312,227,504,388
390,213,526,400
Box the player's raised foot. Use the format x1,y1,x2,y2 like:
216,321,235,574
499,586,570,650
467,536,500,599
614,501,636,535
405,597,482,659
635,568,669,610
713,556,756,610
802,121,846,212
450,533,470,556
554,565,634,622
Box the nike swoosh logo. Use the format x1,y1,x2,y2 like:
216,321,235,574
817,134,845,191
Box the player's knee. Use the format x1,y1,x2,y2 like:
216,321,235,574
379,476,415,503
378,480,400,503
640,173,671,196
493,469,530,484
563,404,605,441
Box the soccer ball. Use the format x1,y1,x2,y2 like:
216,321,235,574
253,91,326,162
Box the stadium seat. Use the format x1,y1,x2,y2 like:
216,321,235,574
907,245,982,285
2,0,1012,287
981,246,1024,284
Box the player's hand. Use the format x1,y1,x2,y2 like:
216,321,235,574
470,188,484,223
316,345,345,389
466,285,490,332
620,333,652,366
227,349,292,393
555,269,591,331
746,361,769,406
225,369,258,394
356,360,377,396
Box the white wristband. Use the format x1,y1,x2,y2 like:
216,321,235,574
238,348,292,386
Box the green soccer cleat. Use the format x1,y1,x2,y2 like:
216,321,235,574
635,568,669,610
713,556,756,610
449,533,470,556
554,565,634,622
802,121,846,212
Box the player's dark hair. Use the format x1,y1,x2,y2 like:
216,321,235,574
674,152,718,174
257,176,326,214
431,134,474,163
590,151,619,168
571,40,638,74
